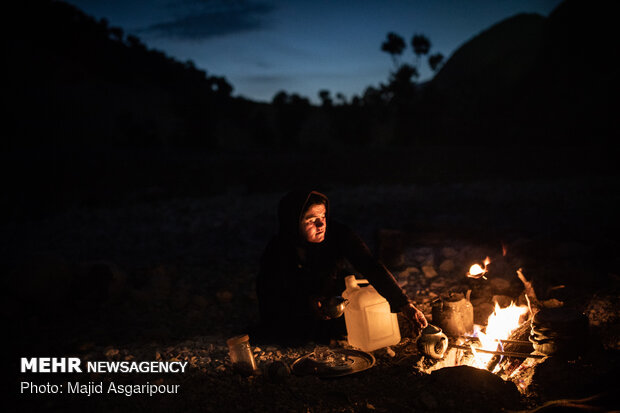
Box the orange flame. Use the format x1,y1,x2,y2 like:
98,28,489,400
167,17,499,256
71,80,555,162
471,301,529,371
467,257,491,279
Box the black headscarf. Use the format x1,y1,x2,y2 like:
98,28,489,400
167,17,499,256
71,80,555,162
277,189,329,244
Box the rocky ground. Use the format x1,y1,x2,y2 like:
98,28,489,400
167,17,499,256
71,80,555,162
7,176,620,412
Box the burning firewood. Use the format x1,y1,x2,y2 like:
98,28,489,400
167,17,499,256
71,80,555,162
487,320,534,374
516,268,541,308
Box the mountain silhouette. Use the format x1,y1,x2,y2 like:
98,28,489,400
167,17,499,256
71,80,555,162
427,0,616,146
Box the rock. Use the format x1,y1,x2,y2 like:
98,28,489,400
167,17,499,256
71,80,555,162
474,302,495,325
398,266,419,280
419,255,435,266
408,269,423,283
430,280,445,290
439,259,455,274
216,289,233,303
541,298,564,308
430,366,521,410
105,348,120,359
489,277,511,293
413,247,434,265
263,361,291,383
79,342,95,351
585,295,616,326
422,265,438,279
441,247,458,258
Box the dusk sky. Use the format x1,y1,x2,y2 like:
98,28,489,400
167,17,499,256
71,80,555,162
66,0,563,104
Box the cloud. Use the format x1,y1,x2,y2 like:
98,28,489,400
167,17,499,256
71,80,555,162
143,1,276,39
240,74,291,84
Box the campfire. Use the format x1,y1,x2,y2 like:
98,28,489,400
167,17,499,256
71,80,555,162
422,258,552,388
467,301,530,371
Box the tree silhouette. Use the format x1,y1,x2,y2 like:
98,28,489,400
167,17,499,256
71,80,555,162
272,90,289,106
209,76,233,97
381,32,406,69
271,91,310,148
318,89,333,107
387,63,418,104
428,53,444,73
391,63,419,84
411,34,431,68
109,26,124,42
335,92,347,105
126,34,146,50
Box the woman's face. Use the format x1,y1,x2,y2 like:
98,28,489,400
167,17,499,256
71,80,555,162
300,203,327,243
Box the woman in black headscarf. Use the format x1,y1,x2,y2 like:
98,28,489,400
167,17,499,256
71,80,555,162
256,189,427,344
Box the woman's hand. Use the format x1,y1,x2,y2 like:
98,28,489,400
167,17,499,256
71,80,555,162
401,302,428,336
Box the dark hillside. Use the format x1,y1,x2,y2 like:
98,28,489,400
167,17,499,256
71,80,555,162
5,0,245,148
432,13,545,104
428,13,545,143
427,0,617,147
521,0,618,144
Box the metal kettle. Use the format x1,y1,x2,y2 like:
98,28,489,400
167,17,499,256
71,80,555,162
418,324,449,359
431,291,474,336
316,296,349,319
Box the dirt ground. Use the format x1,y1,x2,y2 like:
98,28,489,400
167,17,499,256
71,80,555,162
7,156,620,412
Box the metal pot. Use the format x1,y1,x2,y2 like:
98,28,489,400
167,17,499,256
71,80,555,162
431,291,474,336
418,324,448,359
318,296,349,319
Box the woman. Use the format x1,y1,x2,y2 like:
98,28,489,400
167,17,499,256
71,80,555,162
256,189,427,344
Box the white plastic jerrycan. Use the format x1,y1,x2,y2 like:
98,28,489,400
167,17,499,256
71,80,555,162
341,275,401,351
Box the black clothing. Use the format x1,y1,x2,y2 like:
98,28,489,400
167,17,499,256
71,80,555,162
256,190,409,344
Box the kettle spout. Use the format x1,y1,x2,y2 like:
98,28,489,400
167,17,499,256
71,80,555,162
321,296,349,319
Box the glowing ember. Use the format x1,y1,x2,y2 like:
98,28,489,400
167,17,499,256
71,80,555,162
467,257,491,279
470,302,529,371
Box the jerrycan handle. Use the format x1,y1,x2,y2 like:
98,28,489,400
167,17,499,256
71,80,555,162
344,275,369,290
344,275,358,290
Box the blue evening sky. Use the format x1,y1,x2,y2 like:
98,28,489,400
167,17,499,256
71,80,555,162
66,0,562,103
